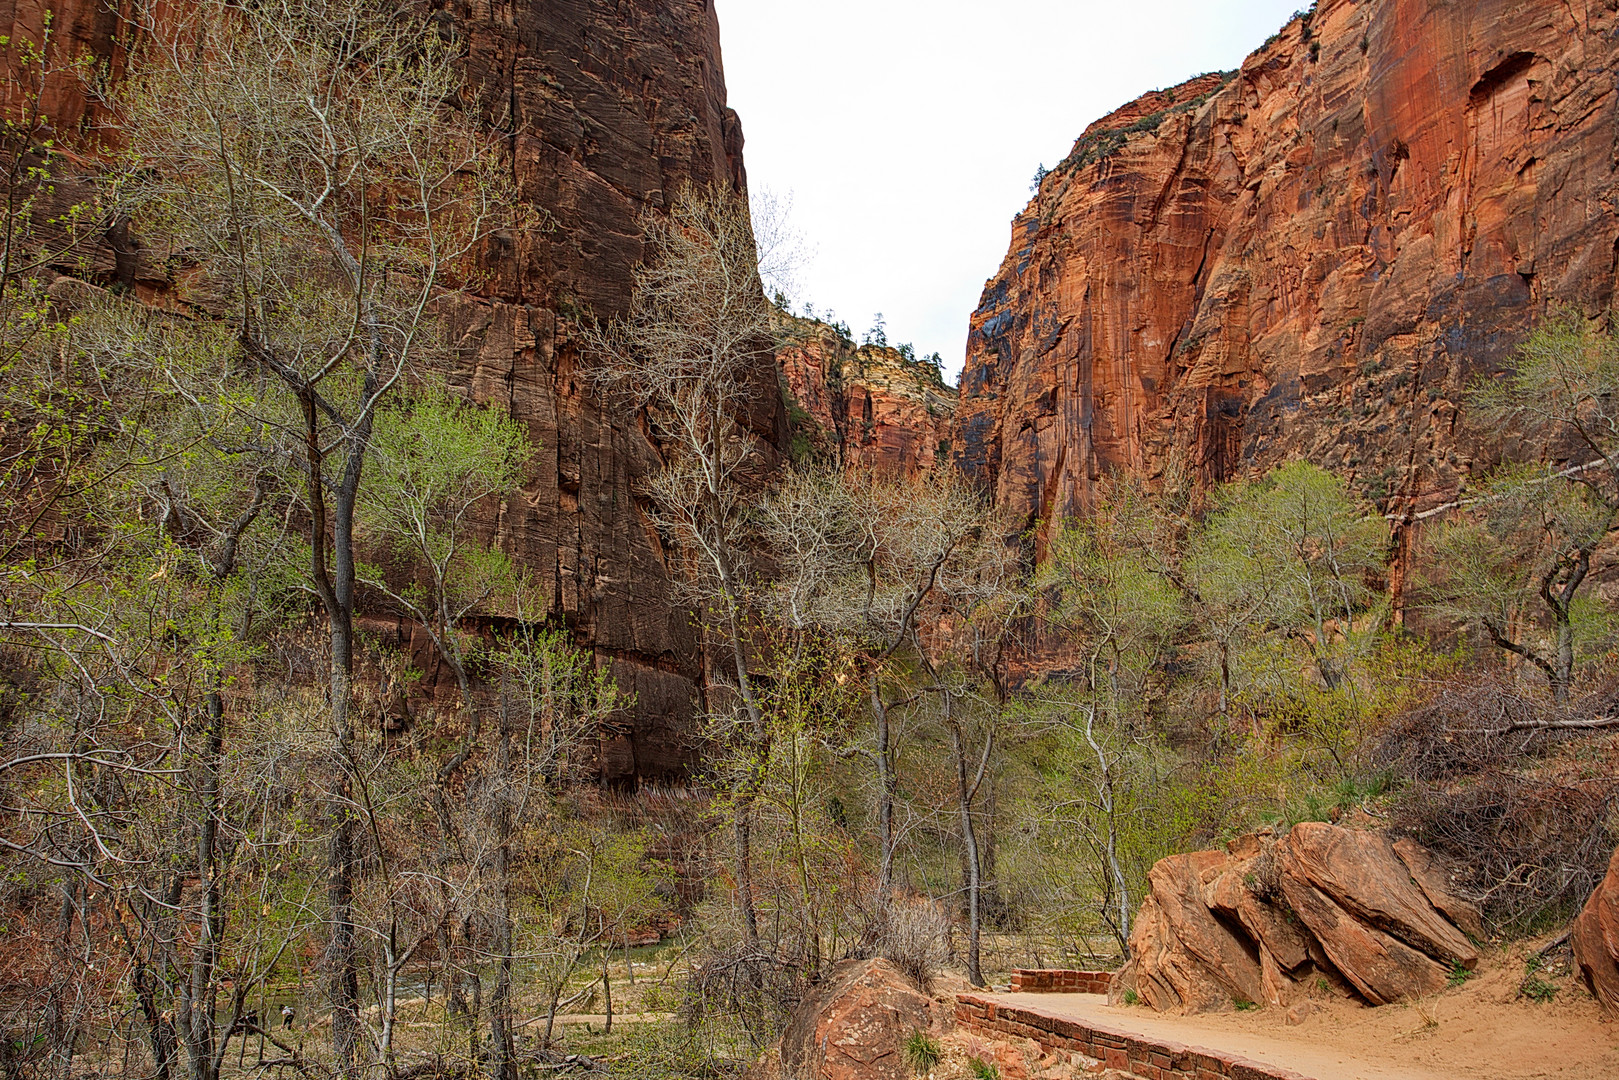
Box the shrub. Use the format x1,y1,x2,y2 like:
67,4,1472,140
859,893,950,991
904,1030,941,1075
1519,959,1558,1003
1375,676,1619,932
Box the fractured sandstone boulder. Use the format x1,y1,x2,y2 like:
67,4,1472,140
1573,846,1619,1012
770,958,943,1080
1279,822,1478,974
1111,823,1482,1013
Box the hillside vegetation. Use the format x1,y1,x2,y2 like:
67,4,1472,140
1,4,1616,1080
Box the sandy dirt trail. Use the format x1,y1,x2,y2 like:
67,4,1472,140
986,957,1619,1080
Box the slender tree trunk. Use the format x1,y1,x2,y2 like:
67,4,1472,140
601,944,613,1035
1082,704,1130,955
379,939,399,1070
1554,620,1573,707
733,809,759,946
130,959,177,1080
946,709,984,987
180,691,228,1080
718,589,764,948
488,682,517,1080
296,388,363,1080
325,617,361,1080
871,674,896,896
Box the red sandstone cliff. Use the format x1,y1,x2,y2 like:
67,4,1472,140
5,0,772,783
776,313,957,477
957,0,1619,537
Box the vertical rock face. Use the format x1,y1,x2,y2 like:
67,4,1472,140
776,314,958,477
440,1,768,786
956,0,1619,534
7,0,772,784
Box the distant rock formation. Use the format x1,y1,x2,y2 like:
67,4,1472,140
776,313,957,477
957,0,1619,548
1112,822,1482,1012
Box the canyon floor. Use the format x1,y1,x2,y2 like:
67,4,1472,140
979,948,1617,1080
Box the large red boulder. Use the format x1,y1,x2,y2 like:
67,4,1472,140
1278,823,1478,969
771,958,943,1080
1277,869,1450,1004
1392,836,1486,941
1573,847,1619,1012
1123,851,1266,1013
1112,824,1483,1013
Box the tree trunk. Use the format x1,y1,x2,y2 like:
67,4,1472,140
180,690,229,1080
295,387,363,1080
325,617,361,1080
944,696,987,988
601,946,613,1035
488,682,517,1080
1083,705,1131,955
871,674,896,896
734,805,760,946
130,959,177,1080
1553,620,1573,707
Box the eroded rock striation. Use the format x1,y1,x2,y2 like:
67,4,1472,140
6,0,772,783
776,314,957,476
1111,822,1481,1012
957,0,1619,541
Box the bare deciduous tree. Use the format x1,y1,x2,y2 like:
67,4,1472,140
586,183,777,945
111,2,518,1070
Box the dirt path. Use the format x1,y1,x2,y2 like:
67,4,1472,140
984,956,1619,1080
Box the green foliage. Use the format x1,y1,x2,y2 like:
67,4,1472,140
1234,998,1260,1011
1262,774,1391,832
1421,311,1619,699
361,387,532,570
1122,988,1140,1006
968,1056,1000,1080
1447,961,1472,988
1519,957,1557,1003
1189,461,1402,780
904,1029,942,1075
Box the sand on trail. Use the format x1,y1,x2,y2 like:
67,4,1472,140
984,953,1618,1080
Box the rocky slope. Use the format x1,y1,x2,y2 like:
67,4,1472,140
776,313,958,476
956,0,1619,545
4,0,772,783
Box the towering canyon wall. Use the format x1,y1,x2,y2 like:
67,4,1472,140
5,0,773,783
956,0,1619,536
776,314,957,476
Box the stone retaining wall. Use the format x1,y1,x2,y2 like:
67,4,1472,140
955,994,1315,1080
1008,969,1113,993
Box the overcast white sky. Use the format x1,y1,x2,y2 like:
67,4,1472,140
716,0,1306,383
